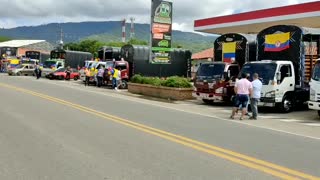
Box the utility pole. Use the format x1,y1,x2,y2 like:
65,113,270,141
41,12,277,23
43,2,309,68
122,19,126,43
130,17,135,39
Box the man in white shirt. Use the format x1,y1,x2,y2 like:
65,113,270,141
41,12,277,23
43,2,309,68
250,73,262,120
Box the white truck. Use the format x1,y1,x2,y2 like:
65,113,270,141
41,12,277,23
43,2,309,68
308,59,320,117
240,25,320,112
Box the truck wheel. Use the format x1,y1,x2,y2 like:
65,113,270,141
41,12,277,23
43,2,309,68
279,95,294,113
318,110,320,117
74,76,78,81
202,99,213,104
120,80,128,89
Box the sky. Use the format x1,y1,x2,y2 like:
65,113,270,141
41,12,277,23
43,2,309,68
0,0,317,32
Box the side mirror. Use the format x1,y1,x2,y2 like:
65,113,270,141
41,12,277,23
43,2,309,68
276,72,281,81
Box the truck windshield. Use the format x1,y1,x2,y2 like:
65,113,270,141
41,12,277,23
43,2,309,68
196,63,225,79
43,61,56,68
312,62,320,81
241,63,277,85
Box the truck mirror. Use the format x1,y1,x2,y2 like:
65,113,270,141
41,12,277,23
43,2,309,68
276,72,281,81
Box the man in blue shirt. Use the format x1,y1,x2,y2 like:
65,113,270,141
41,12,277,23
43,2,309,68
250,73,262,120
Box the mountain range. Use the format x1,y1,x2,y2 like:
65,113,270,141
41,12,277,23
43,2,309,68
0,21,217,53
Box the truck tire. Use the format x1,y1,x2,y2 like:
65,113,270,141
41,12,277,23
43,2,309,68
74,76,79,81
279,95,294,113
120,80,128,89
202,99,213,104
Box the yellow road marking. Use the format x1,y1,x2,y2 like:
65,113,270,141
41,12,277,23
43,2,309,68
1,82,319,180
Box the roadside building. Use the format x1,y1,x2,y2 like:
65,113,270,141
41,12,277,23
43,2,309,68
191,48,214,78
0,40,54,61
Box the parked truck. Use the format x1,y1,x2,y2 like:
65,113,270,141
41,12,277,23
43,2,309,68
193,33,256,104
50,48,93,68
240,25,320,112
25,51,50,62
308,59,320,117
97,46,121,61
120,44,192,79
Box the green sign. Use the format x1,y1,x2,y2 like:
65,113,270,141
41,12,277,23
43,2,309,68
150,0,172,64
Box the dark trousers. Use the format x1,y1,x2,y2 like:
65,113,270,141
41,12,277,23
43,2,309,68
85,76,90,86
112,78,117,89
97,76,103,87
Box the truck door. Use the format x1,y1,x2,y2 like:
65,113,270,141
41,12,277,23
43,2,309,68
277,64,295,93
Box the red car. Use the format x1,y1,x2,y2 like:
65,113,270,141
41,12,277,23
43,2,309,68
46,68,80,80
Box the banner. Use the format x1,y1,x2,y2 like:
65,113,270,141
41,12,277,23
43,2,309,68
265,32,290,52
222,42,236,63
150,0,172,64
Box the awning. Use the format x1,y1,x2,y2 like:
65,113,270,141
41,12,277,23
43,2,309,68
194,1,320,34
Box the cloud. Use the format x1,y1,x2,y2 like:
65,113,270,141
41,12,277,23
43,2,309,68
0,0,317,30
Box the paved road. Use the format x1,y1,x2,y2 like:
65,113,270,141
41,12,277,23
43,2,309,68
1,75,320,180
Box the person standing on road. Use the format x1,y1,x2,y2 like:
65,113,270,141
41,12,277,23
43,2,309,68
65,66,71,80
84,67,91,86
230,73,253,120
34,63,41,79
116,68,122,89
97,67,104,88
250,73,262,120
112,67,119,90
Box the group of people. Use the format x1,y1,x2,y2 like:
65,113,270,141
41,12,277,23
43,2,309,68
230,73,262,120
84,66,121,90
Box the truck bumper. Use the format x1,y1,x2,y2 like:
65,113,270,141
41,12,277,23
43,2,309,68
308,101,320,110
192,92,223,101
258,97,276,107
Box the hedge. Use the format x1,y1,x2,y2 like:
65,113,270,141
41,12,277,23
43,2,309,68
130,75,192,88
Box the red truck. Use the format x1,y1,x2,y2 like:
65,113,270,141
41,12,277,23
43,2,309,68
193,33,256,104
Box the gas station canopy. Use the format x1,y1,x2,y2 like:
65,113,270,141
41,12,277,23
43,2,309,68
194,1,320,34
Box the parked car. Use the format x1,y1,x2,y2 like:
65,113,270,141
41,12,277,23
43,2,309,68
7,64,35,76
45,68,80,80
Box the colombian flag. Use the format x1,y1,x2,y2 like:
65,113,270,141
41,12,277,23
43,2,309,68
265,32,290,52
222,42,236,63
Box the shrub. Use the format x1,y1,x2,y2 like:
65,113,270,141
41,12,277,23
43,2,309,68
130,75,192,88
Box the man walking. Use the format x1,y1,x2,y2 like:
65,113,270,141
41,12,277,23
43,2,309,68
249,73,262,120
230,73,253,120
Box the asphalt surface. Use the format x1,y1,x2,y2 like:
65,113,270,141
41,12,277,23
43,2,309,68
1,74,320,180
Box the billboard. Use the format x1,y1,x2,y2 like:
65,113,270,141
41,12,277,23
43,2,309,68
150,0,172,64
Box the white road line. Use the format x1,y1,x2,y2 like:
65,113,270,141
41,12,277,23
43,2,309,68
17,77,320,140
280,119,305,122
303,123,320,127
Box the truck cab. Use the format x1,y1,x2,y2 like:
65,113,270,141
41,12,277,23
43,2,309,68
192,62,239,103
308,59,320,117
241,60,306,112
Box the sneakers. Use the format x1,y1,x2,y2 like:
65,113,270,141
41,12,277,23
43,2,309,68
249,116,257,120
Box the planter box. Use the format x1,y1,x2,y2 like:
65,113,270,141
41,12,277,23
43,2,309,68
128,83,194,101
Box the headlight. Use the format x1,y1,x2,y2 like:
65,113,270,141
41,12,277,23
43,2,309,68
310,88,316,101
265,91,275,98
215,87,223,94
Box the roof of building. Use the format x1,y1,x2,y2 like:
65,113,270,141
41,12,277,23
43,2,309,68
192,48,214,60
194,1,320,34
0,40,46,48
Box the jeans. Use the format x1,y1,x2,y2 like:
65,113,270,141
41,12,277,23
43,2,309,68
112,78,117,89
250,98,259,119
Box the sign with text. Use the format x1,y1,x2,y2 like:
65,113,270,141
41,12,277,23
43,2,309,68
150,0,172,64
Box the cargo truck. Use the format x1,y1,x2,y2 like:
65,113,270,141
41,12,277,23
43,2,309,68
193,33,256,104
240,25,320,112
120,45,192,79
308,59,320,117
